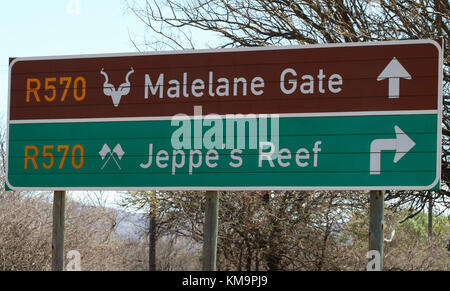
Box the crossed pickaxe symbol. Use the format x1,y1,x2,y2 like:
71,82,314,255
99,144,125,170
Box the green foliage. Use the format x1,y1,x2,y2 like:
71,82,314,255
400,211,450,242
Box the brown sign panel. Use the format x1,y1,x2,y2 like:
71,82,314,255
9,40,440,121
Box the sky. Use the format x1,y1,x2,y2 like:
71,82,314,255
0,0,156,206
0,0,147,112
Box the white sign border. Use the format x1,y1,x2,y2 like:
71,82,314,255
6,39,443,191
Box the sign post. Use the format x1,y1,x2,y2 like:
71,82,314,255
52,190,66,271
368,190,384,271
202,191,219,271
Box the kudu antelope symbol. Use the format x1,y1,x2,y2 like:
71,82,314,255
100,67,134,107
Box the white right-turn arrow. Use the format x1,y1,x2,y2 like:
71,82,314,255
377,57,412,98
370,126,416,175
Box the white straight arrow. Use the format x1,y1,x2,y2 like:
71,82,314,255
370,126,416,175
377,57,411,98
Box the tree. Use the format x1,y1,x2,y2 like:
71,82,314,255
120,191,159,270
125,190,367,270
343,207,450,270
120,190,203,270
127,0,449,215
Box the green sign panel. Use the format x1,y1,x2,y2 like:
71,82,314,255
7,114,439,190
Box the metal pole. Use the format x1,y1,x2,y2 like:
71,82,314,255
369,190,384,271
149,191,157,271
428,196,433,240
52,190,66,271
202,191,219,271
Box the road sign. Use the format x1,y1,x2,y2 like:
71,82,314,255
7,39,442,190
